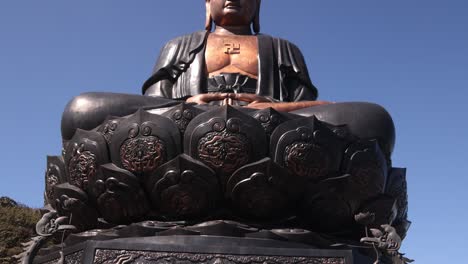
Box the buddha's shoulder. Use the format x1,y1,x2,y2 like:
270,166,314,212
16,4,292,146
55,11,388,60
162,31,208,49
258,34,302,50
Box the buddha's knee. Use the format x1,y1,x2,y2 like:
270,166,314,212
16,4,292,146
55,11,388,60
292,102,395,156
61,92,110,140
61,92,179,140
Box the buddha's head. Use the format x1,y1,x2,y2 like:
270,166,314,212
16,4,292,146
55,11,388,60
205,0,261,34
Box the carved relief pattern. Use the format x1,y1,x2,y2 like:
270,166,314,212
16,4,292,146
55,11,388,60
349,162,384,198
173,109,195,134
65,250,84,264
153,170,216,219
94,249,345,264
43,259,59,264
99,119,119,144
226,159,294,219
95,164,150,224
34,106,408,262
68,144,97,189
198,131,250,174
224,42,241,54
146,155,219,220
120,136,166,174
255,112,285,136
232,175,286,219
343,142,387,199
162,185,205,216
284,142,328,180
43,250,83,264
45,167,59,203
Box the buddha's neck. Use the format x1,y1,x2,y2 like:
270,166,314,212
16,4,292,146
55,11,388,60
213,25,253,36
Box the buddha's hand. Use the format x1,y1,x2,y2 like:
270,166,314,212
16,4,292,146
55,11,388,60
247,100,333,112
227,93,274,104
186,93,272,105
186,93,230,104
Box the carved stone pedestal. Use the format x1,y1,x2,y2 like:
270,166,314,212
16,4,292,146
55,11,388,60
34,236,374,264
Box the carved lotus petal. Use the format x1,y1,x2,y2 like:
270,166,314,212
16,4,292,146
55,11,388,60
270,117,347,182
184,106,267,186
44,156,67,206
95,164,150,224
162,103,205,134
227,158,299,219
299,176,355,231
342,139,388,201
108,109,181,178
64,129,110,191
95,115,121,145
146,154,219,220
52,183,98,231
250,107,297,137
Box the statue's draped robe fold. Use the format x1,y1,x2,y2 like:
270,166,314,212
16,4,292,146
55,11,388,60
142,31,317,102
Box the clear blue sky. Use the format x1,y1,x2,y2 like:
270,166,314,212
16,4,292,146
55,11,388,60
0,1,467,263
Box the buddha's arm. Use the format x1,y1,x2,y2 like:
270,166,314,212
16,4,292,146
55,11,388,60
246,101,332,112
226,93,332,112
144,79,174,98
285,77,318,102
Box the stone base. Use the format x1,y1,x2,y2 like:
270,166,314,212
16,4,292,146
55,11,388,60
34,236,374,264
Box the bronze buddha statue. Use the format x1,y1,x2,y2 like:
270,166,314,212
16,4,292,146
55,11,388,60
28,2,411,263
61,0,395,156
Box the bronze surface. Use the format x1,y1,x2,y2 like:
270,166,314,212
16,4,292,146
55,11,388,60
205,33,259,79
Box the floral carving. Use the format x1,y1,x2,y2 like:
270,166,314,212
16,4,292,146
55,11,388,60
68,143,97,189
284,142,329,180
185,106,267,181
108,109,180,177
154,170,213,218
198,131,250,174
120,136,166,174
343,140,387,200
45,164,60,203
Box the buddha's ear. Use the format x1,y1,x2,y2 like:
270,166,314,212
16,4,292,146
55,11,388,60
253,0,261,34
205,0,213,31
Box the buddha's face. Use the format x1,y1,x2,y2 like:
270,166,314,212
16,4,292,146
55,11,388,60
208,0,258,27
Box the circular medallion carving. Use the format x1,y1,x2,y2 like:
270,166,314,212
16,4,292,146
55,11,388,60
160,185,208,217
284,142,329,180
68,147,97,189
120,136,166,174
197,131,250,174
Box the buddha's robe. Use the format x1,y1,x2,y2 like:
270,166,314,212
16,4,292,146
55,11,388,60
142,31,318,102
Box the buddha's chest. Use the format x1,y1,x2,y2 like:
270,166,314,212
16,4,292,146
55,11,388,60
205,34,259,79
